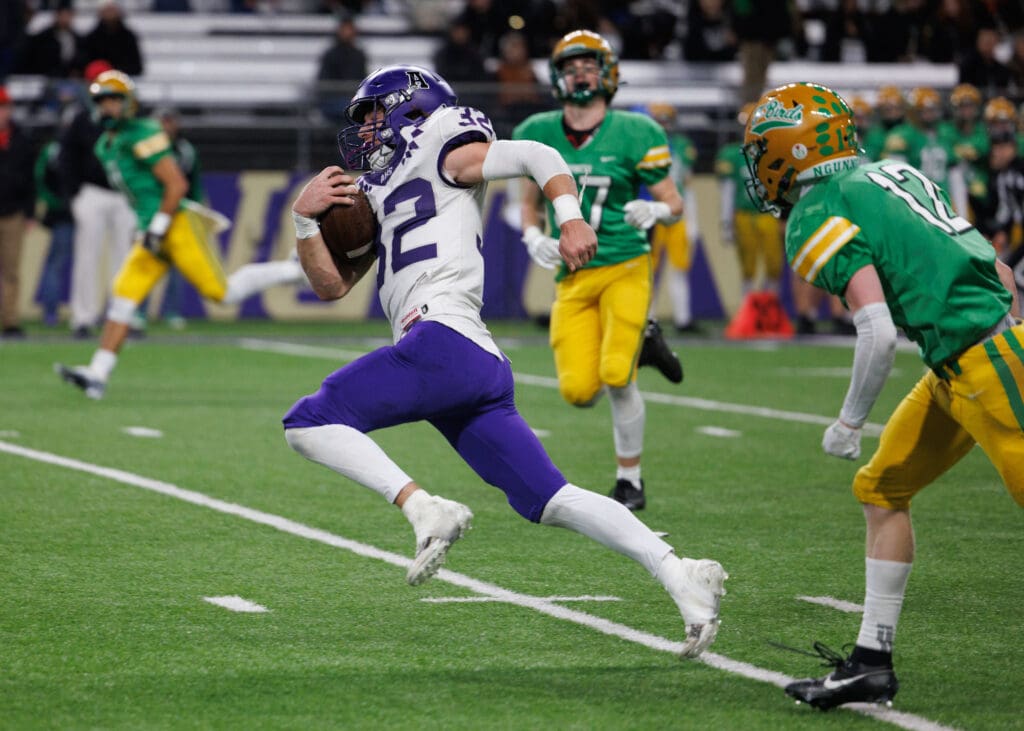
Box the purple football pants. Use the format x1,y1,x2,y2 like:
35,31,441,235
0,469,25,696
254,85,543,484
283,321,567,521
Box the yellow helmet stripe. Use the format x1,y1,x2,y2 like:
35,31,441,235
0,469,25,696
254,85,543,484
793,216,860,282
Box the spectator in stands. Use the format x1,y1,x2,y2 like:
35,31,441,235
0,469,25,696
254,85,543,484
0,0,29,81
682,0,737,62
453,0,506,60
732,0,793,104
1006,28,1024,94
58,58,137,338
552,0,603,42
0,86,35,338
494,31,544,136
434,20,493,112
918,0,975,64
970,0,1024,32
316,12,367,122
34,134,74,327
959,24,1011,96
14,0,83,78
619,3,680,59
855,0,926,63
83,1,142,76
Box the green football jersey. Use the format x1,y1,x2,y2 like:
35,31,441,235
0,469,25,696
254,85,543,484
513,109,671,276
860,124,890,162
786,159,1011,368
938,120,989,165
95,117,175,228
882,123,957,187
714,143,758,212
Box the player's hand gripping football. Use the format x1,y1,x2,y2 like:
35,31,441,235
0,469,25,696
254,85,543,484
558,218,597,272
293,166,360,218
822,420,862,460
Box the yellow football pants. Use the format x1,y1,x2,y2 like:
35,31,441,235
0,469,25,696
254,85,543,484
651,219,690,271
853,322,1024,509
112,208,228,304
734,210,784,281
549,254,651,405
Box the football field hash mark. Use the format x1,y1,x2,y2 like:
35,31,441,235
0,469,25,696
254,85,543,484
696,426,741,438
798,595,864,613
203,595,269,613
0,439,955,731
122,426,164,438
421,595,621,604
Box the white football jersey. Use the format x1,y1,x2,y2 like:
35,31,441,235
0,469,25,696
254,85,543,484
357,106,502,358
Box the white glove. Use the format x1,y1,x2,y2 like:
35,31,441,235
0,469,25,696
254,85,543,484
521,225,562,269
624,199,673,230
822,421,862,460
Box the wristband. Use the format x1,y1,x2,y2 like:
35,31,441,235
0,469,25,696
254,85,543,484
292,210,319,240
552,194,583,227
148,211,171,236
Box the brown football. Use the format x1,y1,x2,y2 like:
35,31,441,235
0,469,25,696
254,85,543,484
318,192,378,263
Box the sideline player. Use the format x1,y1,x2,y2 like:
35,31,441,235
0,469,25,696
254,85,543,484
56,71,308,399
284,64,727,657
743,81,1022,710
513,30,685,512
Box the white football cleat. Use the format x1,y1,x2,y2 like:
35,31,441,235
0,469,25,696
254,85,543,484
403,493,473,586
55,363,106,400
661,556,728,658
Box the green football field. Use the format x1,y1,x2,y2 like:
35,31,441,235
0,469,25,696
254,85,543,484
2,320,1021,730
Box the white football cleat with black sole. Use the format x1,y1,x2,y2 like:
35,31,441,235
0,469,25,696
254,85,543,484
661,556,728,658
404,494,473,586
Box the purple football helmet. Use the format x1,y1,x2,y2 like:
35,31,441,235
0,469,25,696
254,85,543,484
338,65,458,171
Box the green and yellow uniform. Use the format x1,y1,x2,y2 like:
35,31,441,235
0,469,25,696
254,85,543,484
715,142,783,283
95,117,226,304
938,119,989,166
651,132,696,271
513,109,671,403
882,122,958,188
786,159,1022,508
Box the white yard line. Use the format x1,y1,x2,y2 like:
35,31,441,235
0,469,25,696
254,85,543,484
0,439,954,731
422,595,621,604
235,338,886,437
202,595,269,613
798,595,865,613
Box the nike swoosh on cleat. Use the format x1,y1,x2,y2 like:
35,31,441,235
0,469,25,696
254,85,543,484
821,673,873,690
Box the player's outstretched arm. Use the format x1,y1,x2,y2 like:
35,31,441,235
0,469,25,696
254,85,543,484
444,140,596,270
292,166,363,300
823,265,898,460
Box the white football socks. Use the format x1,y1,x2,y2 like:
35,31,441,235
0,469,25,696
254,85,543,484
540,484,672,577
89,349,117,381
616,464,642,489
607,382,644,459
285,425,413,502
222,259,309,305
669,269,692,328
856,558,912,652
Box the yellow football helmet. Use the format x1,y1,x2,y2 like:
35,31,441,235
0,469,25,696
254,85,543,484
949,83,982,109
89,70,138,117
848,95,872,121
908,86,941,111
648,102,677,126
549,30,619,105
984,96,1017,124
743,82,860,215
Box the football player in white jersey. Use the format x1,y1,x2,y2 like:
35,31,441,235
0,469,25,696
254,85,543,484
283,65,727,658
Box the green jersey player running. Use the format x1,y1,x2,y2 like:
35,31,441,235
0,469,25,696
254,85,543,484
513,30,684,512
743,82,1022,711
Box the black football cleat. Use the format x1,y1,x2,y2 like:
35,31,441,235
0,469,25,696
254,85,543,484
785,643,899,711
638,319,684,384
609,478,646,511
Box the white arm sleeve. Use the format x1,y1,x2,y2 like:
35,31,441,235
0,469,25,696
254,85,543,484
839,302,898,428
684,188,699,244
481,139,573,189
719,179,736,224
946,165,968,218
